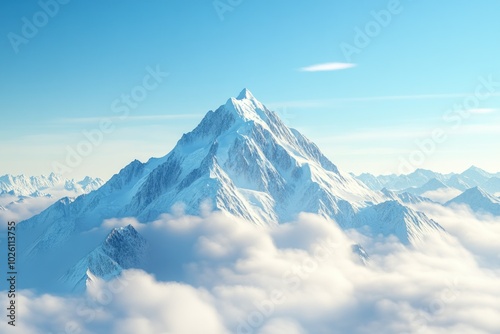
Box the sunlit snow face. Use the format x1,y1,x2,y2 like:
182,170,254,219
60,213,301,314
3,208,500,334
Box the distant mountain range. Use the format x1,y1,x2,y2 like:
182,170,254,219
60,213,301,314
15,89,447,292
356,166,500,195
356,164,500,217
0,173,104,197
0,174,104,221
445,187,500,216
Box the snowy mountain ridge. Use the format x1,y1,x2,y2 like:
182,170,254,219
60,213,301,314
354,200,444,244
0,173,104,197
357,166,500,194
16,89,445,292
60,225,148,292
446,187,500,216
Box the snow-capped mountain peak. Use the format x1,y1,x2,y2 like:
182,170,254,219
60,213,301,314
222,89,278,133
353,200,445,244
356,166,500,195
402,178,449,196
449,186,495,202
60,224,148,292
236,88,255,100
460,166,493,185
381,188,434,205
462,165,491,177
19,89,380,254
17,89,446,292
422,178,448,189
446,186,500,215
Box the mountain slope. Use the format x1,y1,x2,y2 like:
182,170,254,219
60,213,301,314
481,177,500,195
445,187,500,216
460,166,493,186
60,225,147,292
0,174,105,223
402,178,449,196
352,201,445,244
18,157,166,255
124,89,380,226
381,188,434,205
17,89,444,291
19,89,381,257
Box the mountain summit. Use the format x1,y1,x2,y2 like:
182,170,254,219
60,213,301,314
125,88,379,225
446,187,500,215
17,89,443,291
236,88,254,100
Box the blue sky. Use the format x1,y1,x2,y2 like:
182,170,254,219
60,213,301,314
1,0,500,180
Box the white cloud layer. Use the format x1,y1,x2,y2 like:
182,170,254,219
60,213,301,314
0,195,57,228
421,188,462,204
468,108,497,114
1,210,500,333
0,186,96,230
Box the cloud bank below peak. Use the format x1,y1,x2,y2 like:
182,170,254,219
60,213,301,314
2,209,500,333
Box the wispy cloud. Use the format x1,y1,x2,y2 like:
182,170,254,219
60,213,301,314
299,62,356,72
468,108,498,114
